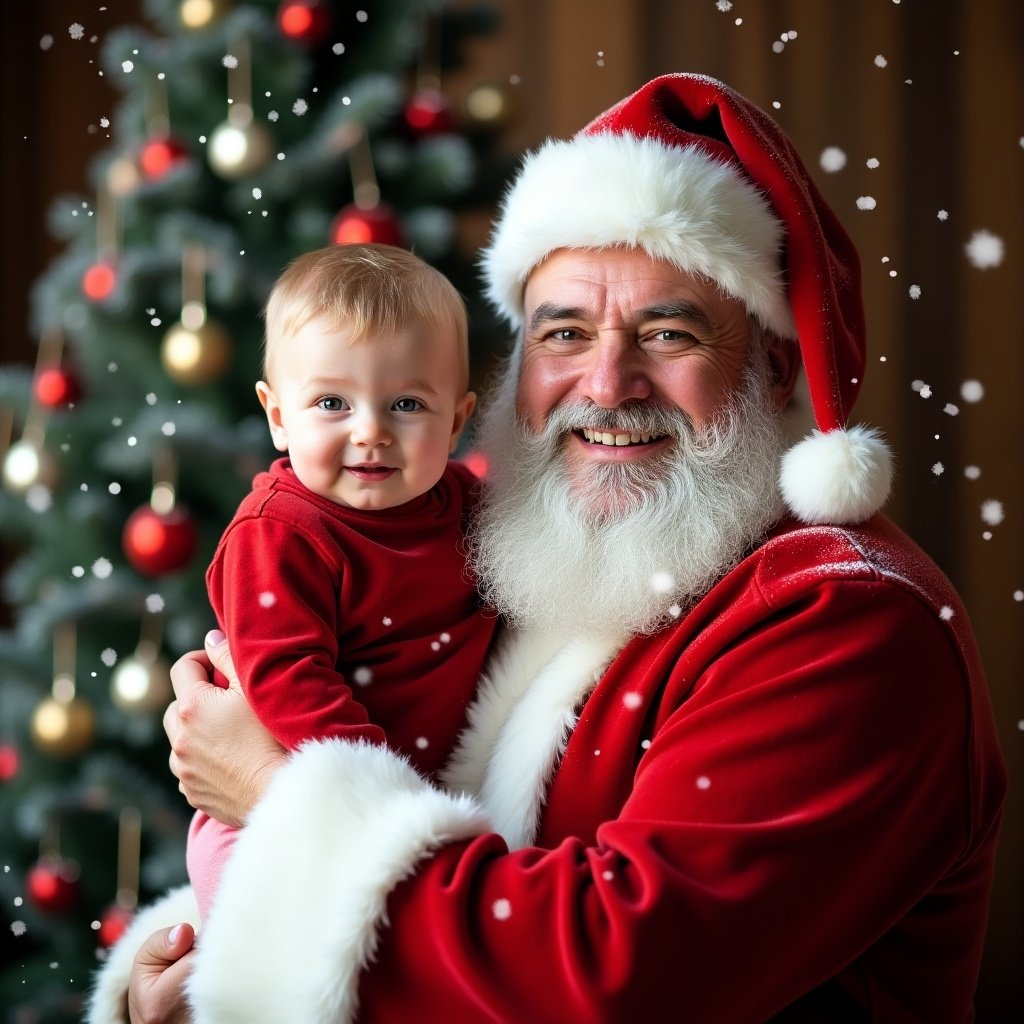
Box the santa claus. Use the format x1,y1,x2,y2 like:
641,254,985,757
89,73,1005,1024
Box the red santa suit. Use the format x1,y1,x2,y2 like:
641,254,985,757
89,516,1006,1023
188,457,496,917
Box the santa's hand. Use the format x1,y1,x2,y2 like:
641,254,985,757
165,630,286,827
127,923,195,1024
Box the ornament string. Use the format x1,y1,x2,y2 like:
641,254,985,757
226,35,255,129
145,76,171,140
52,621,77,704
180,243,208,332
116,807,142,910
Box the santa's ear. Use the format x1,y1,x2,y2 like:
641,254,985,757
762,332,801,411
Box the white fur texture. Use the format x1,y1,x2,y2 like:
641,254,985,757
480,132,795,339
84,885,200,1024
186,740,491,1024
779,425,893,524
442,628,625,849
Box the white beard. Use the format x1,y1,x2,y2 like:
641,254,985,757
468,351,788,638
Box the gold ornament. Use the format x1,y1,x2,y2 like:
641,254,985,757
208,118,273,180
30,695,96,758
2,439,60,494
111,644,173,713
462,81,519,132
180,0,230,30
160,317,232,385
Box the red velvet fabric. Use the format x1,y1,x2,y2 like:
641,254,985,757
356,516,1005,1023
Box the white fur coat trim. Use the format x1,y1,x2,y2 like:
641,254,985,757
442,627,626,849
186,739,491,1024
85,885,200,1024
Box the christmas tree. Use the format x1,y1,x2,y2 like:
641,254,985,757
0,1,511,1018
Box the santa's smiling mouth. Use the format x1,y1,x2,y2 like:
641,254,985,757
578,428,669,447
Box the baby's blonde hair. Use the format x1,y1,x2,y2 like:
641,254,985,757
262,243,469,387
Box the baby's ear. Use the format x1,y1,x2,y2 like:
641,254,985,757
448,391,477,453
255,381,289,452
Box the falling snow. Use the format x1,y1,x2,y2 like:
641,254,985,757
623,691,642,709
101,649,118,667
71,566,85,578
965,230,1005,269
353,666,373,686
145,594,165,613
650,571,674,593
258,591,276,608
1013,590,1023,602
856,196,877,210
356,10,368,22
932,463,944,476
696,775,711,790
918,385,932,399
293,99,309,116
92,558,113,579
964,466,982,480
943,403,959,416
819,147,847,172
431,641,441,651
100,117,110,129
716,1,733,11
223,54,239,68
69,23,85,40
980,500,1004,526
908,285,921,299
11,921,27,937
939,606,955,621
40,35,54,50
602,869,615,880
874,54,888,68
332,43,346,55
937,209,949,221
492,898,512,920
268,111,280,122
415,737,429,749
960,380,985,403
866,157,880,169
121,61,134,74
382,616,393,626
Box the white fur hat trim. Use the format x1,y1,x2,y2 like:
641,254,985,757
481,132,796,339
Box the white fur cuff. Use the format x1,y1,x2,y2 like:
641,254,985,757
187,739,492,1024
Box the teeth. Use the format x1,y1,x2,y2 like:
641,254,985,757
581,428,666,446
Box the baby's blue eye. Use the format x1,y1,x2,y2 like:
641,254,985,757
393,397,422,413
317,396,347,412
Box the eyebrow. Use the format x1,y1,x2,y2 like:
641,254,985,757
528,300,716,334
302,376,440,396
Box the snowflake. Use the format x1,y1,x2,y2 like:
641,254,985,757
40,35,54,50
121,61,134,74
937,209,949,220
1013,590,1023,602
258,591,277,608
650,571,674,594
415,736,429,749
943,403,959,416
146,594,165,613
71,566,85,578
100,117,110,128
268,111,279,122
908,285,921,299
874,54,888,68
715,0,733,11
819,146,847,173
69,23,85,40
352,666,373,686
100,648,118,667
866,157,880,169
431,641,441,651
965,230,1005,269
696,775,711,790
932,463,944,476
292,99,309,116
960,379,984,403
602,869,615,880
26,486,52,513
938,606,955,621
622,691,642,709
382,616,393,626
491,898,512,920
92,558,113,579
964,465,981,480
856,196,877,211
439,632,451,644
640,738,652,749
252,187,263,200
980,500,1004,526
332,43,346,55
668,603,682,618
222,54,238,69
161,422,176,436
919,385,932,399
356,10,369,22
10,921,26,937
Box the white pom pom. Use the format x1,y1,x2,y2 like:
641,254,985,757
779,425,892,525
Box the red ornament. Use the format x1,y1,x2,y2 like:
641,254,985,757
460,451,489,481
138,136,189,180
404,89,456,137
0,744,19,781
330,203,403,247
122,504,199,576
82,261,118,302
277,0,331,43
97,903,135,947
26,856,80,913
34,366,83,408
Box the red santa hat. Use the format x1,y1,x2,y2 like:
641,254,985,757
480,73,892,526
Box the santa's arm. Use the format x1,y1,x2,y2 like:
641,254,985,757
183,578,995,1024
